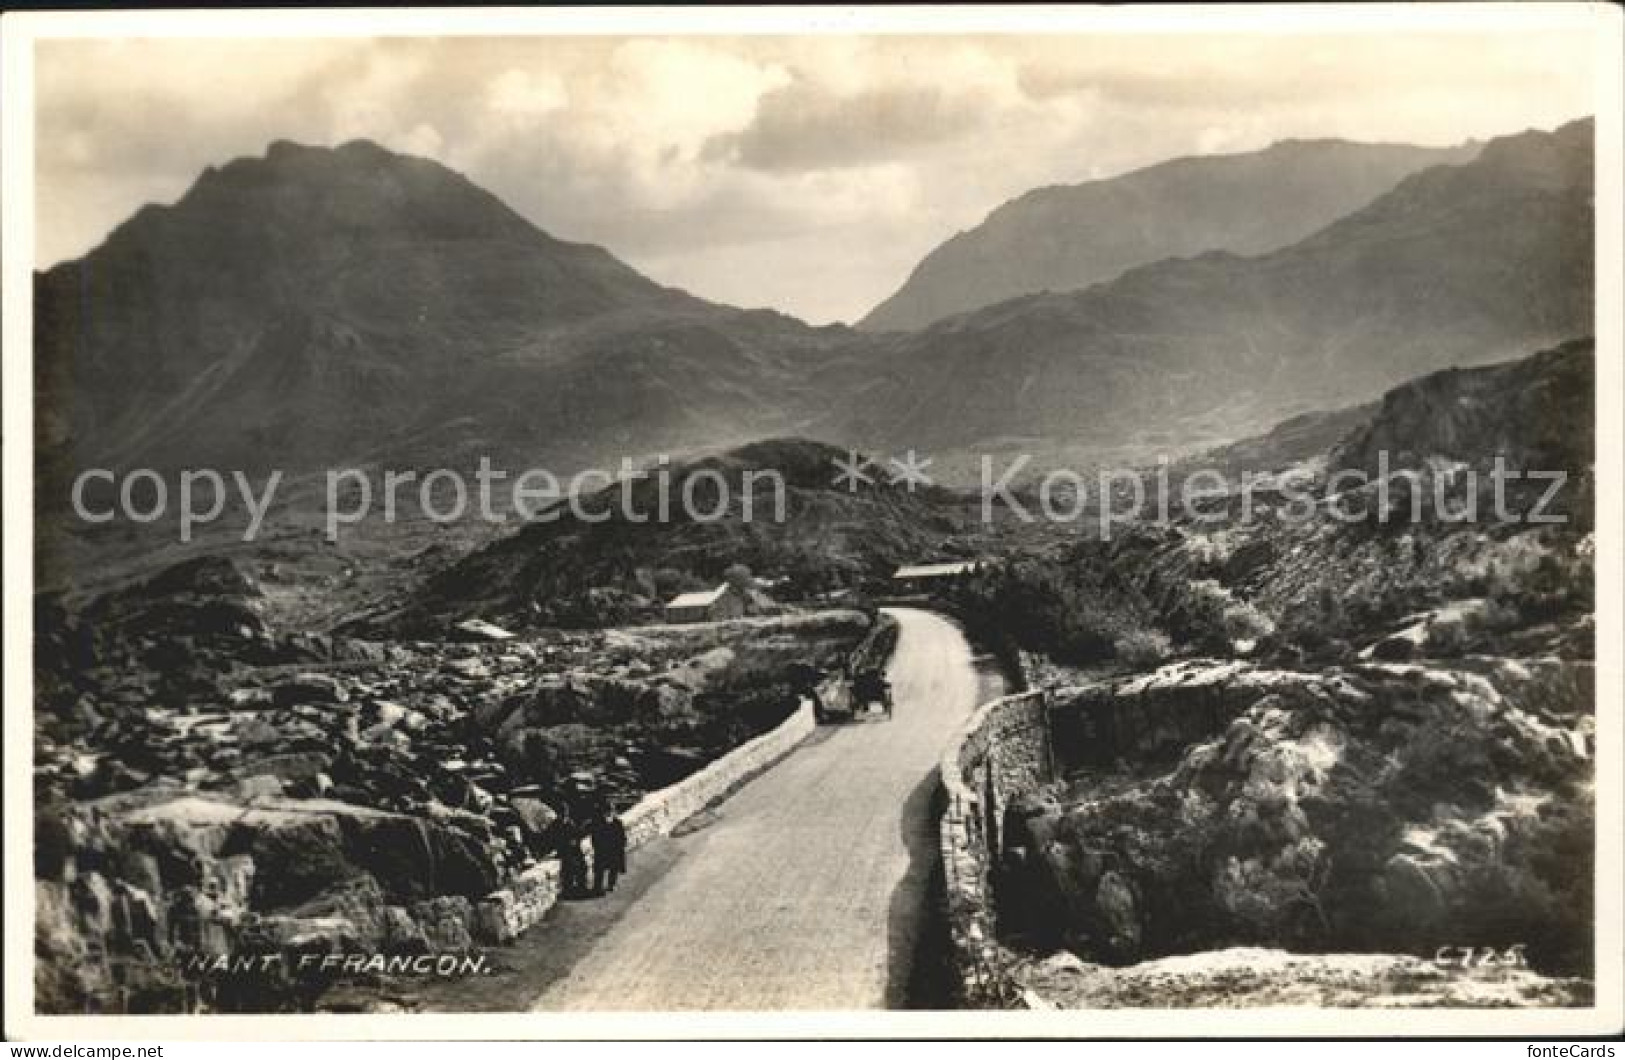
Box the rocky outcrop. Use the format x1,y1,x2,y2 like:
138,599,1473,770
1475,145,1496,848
1014,947,1593,1008
33,789,505,1013
1330,339,1593,486
1008,658,1594,976
940,652,1595,1009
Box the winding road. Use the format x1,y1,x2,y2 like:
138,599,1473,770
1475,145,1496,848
532,607,988,1010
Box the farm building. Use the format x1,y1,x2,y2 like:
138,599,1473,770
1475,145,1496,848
663,583,748,623
892,560,980,592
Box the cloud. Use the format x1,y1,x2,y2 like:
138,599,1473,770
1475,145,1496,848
486,69,569,123
1014,33,1588,114
33,31,1602,324
708,41,1028,172
709,81,996,171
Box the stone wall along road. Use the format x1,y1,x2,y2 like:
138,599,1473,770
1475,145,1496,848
532,606,985,1010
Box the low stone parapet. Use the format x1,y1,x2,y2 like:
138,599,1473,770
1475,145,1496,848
938,689,1051,1006
474,858,564,943
475,699,818,942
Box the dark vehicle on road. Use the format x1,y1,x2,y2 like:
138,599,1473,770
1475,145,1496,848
850,667,893,719
797,662,893,725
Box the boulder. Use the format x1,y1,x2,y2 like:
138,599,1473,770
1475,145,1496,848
231,714,284,748
445,658,491,680
235,774,284,800
1029,660,1595,972
234,752,333,791
228,687,276,710
333,638,389,663
410,896,475,951
372,700,410,728
511,796,559,837
270,673,348,707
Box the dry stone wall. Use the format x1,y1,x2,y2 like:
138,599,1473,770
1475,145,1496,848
1048,660,1296,772
938,689,1051,1006
475,697,819,942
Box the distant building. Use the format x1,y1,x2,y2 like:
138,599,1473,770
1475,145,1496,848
663,583,748,623
451,618,515,641
892,560,980,592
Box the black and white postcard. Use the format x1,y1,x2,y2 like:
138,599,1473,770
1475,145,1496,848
3,3,1621,1042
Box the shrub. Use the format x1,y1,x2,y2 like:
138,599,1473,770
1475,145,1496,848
1113,629,1172,667
1149,575,1282,656
1425,613,1469,656
951,547,1161,666
1221,600,1276,644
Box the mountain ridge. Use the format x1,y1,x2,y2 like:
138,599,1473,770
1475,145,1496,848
857,136,1484,332
828,118,1593,475
34,138,852,483
34,120,1594,499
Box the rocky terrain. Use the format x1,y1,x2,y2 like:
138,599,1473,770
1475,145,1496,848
964,339,1597,1000
859,138,1478,332
34,549,881,1013
1003,658,1594,976
1016,947,1593,1009
383,438,986,635
31,326,1598,1017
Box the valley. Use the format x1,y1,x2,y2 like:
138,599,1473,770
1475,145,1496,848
29,111,1600,1016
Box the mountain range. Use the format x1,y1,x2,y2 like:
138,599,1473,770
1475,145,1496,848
35,119,1594,497
383,332,1596,634
829,119,1593,475
858,138,1481,332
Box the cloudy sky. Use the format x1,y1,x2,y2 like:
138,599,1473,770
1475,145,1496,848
35,28,1601,323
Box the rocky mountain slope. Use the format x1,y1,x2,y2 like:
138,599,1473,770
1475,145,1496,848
956,337,1595,669
834,120,1593,474
1329,339,1594,483
384,438,981,635
969,338,1596,988
859,138,1479,332
34,139,852,485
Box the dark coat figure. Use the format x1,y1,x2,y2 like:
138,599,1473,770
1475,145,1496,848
788,662,822,693
789,662,824,699
590,810,629,894
789,661,827,719
853,667,893,715
557,814,590,897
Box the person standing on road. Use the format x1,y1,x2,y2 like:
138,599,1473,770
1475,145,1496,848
555,809,591,898
789,661,824,717
590,805,629,895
